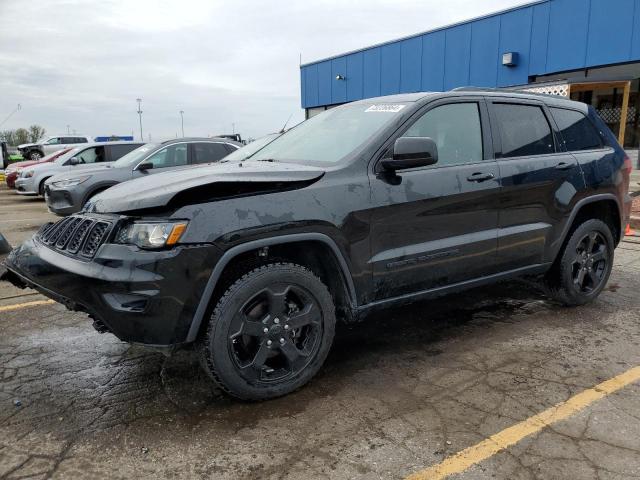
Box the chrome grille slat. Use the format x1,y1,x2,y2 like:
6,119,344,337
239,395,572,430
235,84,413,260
45,217,73,245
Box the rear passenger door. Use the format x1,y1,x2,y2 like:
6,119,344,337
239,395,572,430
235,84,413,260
191,142,235,164
488,99,584,271
369,98,501,301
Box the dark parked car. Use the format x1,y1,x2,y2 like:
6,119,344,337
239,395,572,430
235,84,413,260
44,138,240,215
2,90,632,400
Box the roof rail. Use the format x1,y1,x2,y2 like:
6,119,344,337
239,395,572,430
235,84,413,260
451,85,565,98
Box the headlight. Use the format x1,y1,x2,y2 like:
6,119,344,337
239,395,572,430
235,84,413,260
115,221,188,249
50,175,90,188
22,170,34,178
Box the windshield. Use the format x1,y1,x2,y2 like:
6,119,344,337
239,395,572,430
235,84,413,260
250,103,408,164
53,147,82,165
223,133,280,162
112,143,158,168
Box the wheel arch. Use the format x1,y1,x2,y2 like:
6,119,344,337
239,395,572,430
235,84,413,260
553,194,622,261
83,183,117,205
186,233,358,343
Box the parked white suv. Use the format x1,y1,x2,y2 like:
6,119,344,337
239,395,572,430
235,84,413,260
17,135,89,161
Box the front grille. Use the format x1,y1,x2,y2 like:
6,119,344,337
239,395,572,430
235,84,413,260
36,215,113,259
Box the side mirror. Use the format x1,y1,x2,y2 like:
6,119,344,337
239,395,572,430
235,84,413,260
381,137,438,172
136,161,153,171
68,157,79,166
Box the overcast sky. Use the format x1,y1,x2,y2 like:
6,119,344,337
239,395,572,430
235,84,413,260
0,0,529,141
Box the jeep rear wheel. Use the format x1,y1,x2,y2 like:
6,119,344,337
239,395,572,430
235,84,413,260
199,262,336,400
544,219,614,306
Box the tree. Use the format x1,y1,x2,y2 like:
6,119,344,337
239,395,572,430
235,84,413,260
28,125,46,143
14,128,30,145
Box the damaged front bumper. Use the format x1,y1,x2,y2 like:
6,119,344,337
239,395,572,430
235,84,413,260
2,232,222,347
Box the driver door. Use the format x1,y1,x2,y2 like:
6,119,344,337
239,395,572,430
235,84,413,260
132,143,189,179
368,98,501,301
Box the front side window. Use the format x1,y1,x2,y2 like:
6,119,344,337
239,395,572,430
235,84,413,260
75,146,105,164
193,142,230,164
145,144,188,168
250,102,409,165
46,137,60,145
493,103,555,158
550,107,603,151
401,102,483,166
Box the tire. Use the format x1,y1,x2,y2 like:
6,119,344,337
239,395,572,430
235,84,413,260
199,262,336,400
544,219,614,306
38,178,49,197
28,150,42,161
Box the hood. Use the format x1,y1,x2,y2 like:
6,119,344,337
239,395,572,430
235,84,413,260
90,161,325,213
46,163,115,185
17,142,37,149
6,160,38,171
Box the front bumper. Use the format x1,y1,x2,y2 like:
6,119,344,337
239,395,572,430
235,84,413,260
45,185,83,215
15,177,38,195
2,233,222,347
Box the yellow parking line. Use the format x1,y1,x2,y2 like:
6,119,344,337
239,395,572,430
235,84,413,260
0,299,56,313
405,366,640,480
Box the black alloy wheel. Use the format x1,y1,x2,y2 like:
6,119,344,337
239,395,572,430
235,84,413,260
200,262,336,400
544,218,614,306
229,284,323,384
571,231,609,293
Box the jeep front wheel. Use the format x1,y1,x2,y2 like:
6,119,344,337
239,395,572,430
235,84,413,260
199,262,336,400
28,150,42,161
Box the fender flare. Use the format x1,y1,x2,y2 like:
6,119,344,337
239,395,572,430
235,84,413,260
552,193,622,256
185,233,358,342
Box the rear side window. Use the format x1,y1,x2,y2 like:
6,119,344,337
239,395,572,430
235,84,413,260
550,108,602,151
193,142,231,164
108,144,139,160
493,103,555,158
402,102,483,166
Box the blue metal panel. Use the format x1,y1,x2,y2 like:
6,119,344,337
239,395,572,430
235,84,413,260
421,31,445,91
304,63,318,108
363,48,381,98
331,57,347,104
380,43,401,95
547,0,590,72
469,16,500,87
444,24,472,90
346,52,364,101
529,2,550,75
317,61,332,106
634,0,640,59
400,36,422,92
587,0,635,65
300,68,306,108
498,7,533,86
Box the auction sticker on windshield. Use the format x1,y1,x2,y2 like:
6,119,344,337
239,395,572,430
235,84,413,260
365,104,406,113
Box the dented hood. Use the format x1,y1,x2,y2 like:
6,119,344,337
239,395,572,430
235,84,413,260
89,161,325,213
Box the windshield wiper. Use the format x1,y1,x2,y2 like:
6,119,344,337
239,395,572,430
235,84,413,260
256,158,277,162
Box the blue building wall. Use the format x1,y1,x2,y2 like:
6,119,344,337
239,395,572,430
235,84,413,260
300,0,640,108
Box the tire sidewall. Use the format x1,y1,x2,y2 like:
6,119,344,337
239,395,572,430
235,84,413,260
203,264,336,400
559,219,614,305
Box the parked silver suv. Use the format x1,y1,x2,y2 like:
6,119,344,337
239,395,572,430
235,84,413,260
18,135,89,160
45,138,240,215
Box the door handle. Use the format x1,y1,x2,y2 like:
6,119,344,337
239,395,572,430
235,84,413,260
466,172,495,182
555,162,573,170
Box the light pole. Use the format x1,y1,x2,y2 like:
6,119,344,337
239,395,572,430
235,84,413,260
67,125,70,134
179,110,184,137
136,98,143,142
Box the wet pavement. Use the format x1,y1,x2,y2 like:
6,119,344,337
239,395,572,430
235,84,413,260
2,185,640,479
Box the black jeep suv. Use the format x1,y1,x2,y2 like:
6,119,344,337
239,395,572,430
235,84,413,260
2,90,633,400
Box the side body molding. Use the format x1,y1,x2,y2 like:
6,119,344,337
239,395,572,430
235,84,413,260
186,233,357,342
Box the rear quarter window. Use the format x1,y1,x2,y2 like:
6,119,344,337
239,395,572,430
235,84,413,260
550,107,603,151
